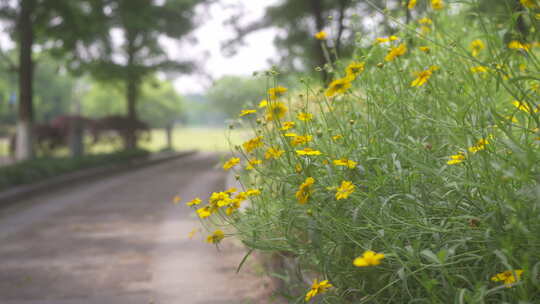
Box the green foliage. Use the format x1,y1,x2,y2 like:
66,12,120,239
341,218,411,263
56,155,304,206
192,1,540,303
224,0,423,74
33,55,77,122
138,80,185,127
86,0,203,89
206,75,267,119
0,53,76,124
0,149,149,191
81,77,184,127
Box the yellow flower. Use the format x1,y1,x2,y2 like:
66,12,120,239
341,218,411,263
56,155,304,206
246,188,261,196
210,191,233,207
345,61,365,79
513,100,539,114
239,109,256,117
206,229,225,244
333,158,357,169
419,46,430,53
297,112,313,121
332,134,343,141
470,39,485,57
305,279,333,302
506,115,519,123
491,269,524,287
196,206,212,219
468,138,489,153
296,177,315,204
265,147,285,159
266,101,288,121
431,0,444,10
225,199,241,215
280,121,295,131
375,36,399,44
508,40,530,51
411,66,438,87
258,99,268,108
187,228,199,239
385,43,407,62
268,86,288,100
420,26,431,35
335,180,355,200
245,158,262,170
418,17,433,25
408,0,417,9
325,76,353,97
243,136,264,153
173,195,181,204
520,0,537,8
296,148,322,156
447,152,465,165
314,30,327,40
284,132,298,137
186,197,202,207
291,135,313,146
470,66,489,74
223,157,240,171
353,250,385,267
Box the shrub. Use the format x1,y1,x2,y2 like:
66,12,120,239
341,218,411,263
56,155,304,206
187,1,540,303
0,149,149,191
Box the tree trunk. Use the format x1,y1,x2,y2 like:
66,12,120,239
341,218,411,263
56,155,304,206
310,0,328,83
335,0,349,57
513,0,529,40
125,35,138,150
125,76,138,150
165,124,173,150
69,120,84,157
16,0,35,161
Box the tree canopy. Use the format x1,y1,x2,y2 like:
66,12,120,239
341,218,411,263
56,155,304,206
206,75,266,119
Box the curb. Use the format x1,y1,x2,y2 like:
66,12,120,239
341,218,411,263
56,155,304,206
0,150,197,205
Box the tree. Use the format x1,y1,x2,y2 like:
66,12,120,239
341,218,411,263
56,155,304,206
87,0,204,149
473,0,537,43
223,1,408,79
0,0,109,160
82,76,184,128
206,75,266,119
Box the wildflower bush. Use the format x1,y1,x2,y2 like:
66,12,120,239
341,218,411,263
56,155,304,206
186,0,540,302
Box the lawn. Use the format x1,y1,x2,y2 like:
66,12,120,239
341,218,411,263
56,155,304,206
0,127,249,159
89,127,249,153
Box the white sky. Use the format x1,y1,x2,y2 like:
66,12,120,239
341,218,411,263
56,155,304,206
168,0,278,94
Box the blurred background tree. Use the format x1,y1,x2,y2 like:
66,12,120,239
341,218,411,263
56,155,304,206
222,0,424,80
82,77,185,129
206,75,265,119
86,0,203,149
0,0,109,160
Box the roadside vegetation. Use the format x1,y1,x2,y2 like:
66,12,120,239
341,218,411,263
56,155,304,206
0,148,148,191
187,0,540,303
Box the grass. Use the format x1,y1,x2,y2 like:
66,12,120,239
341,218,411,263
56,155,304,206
89,127,248,153
0,127,248,159
0,149,149,190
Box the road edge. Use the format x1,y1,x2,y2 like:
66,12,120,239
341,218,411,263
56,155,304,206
0,150,198,205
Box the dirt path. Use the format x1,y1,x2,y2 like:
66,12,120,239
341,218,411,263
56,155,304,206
0,152,277,304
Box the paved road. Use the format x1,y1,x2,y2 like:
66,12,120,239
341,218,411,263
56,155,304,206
0,152,276,304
